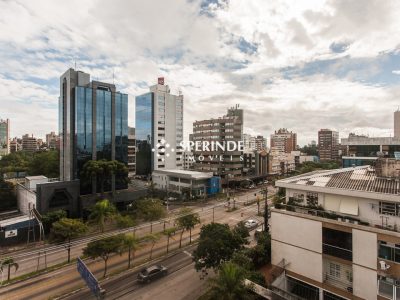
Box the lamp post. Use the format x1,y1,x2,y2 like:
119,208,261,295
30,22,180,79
264,187,269,232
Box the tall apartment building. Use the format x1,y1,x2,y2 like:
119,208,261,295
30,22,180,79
192,105,243,185
243,134,267,151
0,118,10,156
21,134,38,152
394,109,400,139
270,128,297,154
318,129,339,161
10,138,21,153
135,78,183,176
59,68,128,193
128,127,136,177
46,131,59,149
270,163,400,300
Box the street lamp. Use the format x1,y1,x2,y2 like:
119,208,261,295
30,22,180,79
263,187,269,232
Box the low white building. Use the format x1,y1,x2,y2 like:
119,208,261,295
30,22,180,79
152,169,217,197
270,165,400,300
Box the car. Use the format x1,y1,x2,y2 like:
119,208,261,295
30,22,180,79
137,265,168,283
244,219,258,229
254,228,263,238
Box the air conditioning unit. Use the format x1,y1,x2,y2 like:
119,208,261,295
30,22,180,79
379,260,391,271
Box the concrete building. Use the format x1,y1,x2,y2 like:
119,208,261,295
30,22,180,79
318,129,339,161
128,127,136,177
46,131,59,149
341,133,400,158
394,110,400,139
268,151,297,175
243,134,267,151
243,149,269,177
17,175,80,217
183,151,194,170
10,138,21,153
21,134,38,152
192,105,243,185
0,118,10,157
152,169,220,197
135,78,183,176
270,128,297,154
59,68,128,194
270,163,400,300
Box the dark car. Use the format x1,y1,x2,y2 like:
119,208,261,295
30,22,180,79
137,265,168,283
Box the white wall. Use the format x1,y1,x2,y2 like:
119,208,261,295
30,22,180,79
353,264,377,300
271,211,322,253
17,185,37,215
352,229,377,270
272,241,323,283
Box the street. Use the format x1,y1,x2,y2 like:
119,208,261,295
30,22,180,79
0,185,275,300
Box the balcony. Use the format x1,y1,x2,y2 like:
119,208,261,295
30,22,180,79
323,243,352,261
323,259,353,293
273,203,400,234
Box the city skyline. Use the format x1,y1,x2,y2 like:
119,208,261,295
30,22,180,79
1,0,400,145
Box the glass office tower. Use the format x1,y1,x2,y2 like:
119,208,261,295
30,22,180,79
60,68,128,194
135,93,153,176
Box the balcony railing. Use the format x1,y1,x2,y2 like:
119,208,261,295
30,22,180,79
324,273,353,293
274,203,400,233
323,243,352,261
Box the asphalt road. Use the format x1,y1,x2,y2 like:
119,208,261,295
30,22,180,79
0,189,270,300
0,185,275,280
63,244,203,300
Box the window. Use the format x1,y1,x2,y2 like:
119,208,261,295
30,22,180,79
345,270,353,283
379,201,400,216
378,241,400,263
329,262,340,278
306,192,318,206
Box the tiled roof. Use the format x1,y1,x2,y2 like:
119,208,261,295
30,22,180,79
281,166,400,195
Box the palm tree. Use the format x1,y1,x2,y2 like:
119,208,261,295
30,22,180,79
0,257,19,281
163,227,176,253
89,199,117,232
123,234,141,269
176,208,201,247
145,233,161,260
206,262,253,300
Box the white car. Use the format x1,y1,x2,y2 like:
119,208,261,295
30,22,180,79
244,219,258,229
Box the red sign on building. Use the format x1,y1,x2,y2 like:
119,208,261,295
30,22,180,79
158,77,164,85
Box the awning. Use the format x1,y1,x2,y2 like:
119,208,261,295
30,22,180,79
339,198,359,216
324,195,341,212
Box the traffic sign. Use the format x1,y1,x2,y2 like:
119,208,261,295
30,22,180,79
77,257,102,298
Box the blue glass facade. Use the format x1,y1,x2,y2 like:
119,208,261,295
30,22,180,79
96,89,112,160
74,86,128,194
135,92,153,175
75,87,93,193
115,93,128,189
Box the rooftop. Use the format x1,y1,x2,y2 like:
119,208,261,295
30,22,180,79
276,166,400,196
152,169,214,179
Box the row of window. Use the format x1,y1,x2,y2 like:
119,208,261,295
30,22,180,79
379,201,400,216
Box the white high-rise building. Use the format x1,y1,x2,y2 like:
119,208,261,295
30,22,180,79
394,109,400,138
135,78,183,175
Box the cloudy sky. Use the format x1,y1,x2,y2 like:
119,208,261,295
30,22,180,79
1,0,400,145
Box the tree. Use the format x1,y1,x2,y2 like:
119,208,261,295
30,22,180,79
29,150,59,178
247,232,271,268
116,214,136,229
176,208,201,247
42,209,67,233
52,218,88,263
0,257,19,281
193,223,247,271
83,234,125,278
163,227,176,253
232,221,250,241
88,199,117,232
205,262,254,300
145,233,161,260
123,234,141,269
81,159,128,195
0,178,16,212
134,198,166,221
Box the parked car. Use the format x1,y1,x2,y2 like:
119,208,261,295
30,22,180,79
137,265,168,283
244,219,258,229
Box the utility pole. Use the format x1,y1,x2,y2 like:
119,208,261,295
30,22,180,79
264,187,269,232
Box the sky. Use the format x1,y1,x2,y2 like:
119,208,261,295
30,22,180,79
1,0,400,146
